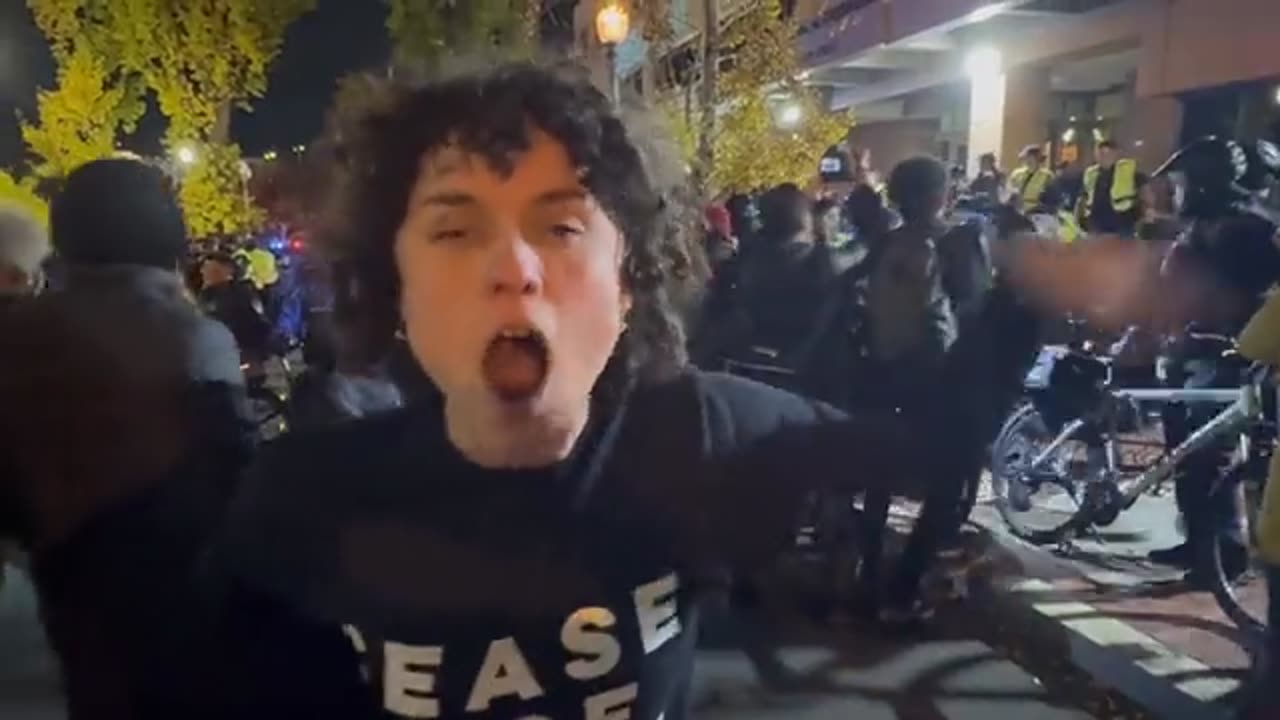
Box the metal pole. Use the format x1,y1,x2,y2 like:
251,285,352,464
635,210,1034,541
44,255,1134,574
606,42,620,104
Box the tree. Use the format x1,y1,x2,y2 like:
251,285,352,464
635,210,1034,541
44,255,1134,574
19,0,145,179
111,0,315,144
0,171,49,228
663,0,850,197
177,145,265,241
386,0,539,69
105,0,315,239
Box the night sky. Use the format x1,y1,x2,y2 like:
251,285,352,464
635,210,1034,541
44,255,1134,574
0,0,391,168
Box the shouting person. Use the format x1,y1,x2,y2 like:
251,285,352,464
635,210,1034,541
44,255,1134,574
193,61,1056,719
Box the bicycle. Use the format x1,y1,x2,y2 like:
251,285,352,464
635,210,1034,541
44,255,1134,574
990,336,1274,641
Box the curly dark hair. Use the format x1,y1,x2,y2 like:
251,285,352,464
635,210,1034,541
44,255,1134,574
317,59,695,400
887,156,948,221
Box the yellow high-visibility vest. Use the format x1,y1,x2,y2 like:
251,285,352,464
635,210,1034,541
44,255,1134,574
234,247,279,290
1057,210,1082,243
1009,166,1053,212
1083,158,1138,215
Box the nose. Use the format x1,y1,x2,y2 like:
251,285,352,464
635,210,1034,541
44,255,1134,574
486,233,544,297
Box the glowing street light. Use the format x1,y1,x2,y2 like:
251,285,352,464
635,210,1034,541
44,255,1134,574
777,102,803,129
964,45,1003,81
173,143,198,166
594,1,630,45
595,1,630,104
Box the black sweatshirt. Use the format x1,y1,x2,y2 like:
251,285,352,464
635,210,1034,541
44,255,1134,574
194,285,1039,720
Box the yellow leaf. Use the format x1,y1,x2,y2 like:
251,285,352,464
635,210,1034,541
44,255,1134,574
659,0,853,195
177,144,264,241
0,171,50,228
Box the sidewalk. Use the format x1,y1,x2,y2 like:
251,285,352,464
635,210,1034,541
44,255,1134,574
691,620,1103,720
967,489,1259,720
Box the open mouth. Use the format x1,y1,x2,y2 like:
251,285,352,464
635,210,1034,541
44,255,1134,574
481,327,550,403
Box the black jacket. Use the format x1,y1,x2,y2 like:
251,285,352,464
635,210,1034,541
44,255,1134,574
200,279,272,361
0,264,255,719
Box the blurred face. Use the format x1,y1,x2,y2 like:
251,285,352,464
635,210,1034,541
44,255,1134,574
1098,145,1117,168
394,130,630,423
200,259,234,287
1024,154,1042,171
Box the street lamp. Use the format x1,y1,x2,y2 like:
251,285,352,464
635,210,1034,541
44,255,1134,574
173,143,198,167
595,1,630,104
777,102,803,129
964,45,1003,81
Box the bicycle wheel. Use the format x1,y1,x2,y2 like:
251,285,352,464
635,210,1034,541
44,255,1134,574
1200,464,1268,642
989,402,1098,543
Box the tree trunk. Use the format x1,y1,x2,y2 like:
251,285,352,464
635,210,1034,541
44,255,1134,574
211,101,233,146
694,0,719,202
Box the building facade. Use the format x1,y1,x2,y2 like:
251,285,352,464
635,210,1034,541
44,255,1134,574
793,0,1280,175
571,0,1280,180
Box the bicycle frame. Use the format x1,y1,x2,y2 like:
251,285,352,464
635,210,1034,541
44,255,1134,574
1024,383,1264,514
1109,385,1259,510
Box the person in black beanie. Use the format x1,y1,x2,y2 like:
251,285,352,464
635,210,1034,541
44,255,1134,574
0,158,254,718
50,159,189,269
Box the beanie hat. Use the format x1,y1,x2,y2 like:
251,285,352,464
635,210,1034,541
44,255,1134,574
51,159,188,269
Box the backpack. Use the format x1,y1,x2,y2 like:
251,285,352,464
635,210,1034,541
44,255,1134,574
790,242,888,409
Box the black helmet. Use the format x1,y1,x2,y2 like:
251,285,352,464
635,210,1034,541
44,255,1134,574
1240,139,1280,194
1152,136,1251,218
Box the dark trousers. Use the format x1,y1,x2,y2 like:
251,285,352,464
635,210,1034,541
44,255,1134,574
861,452,980,603
854,366,976,604
1160,360,1244,548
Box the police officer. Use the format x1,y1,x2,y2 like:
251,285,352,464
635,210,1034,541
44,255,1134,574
1079,139,1149,236
1008,145,1054,213
233,239,279,292
1148,136,1280,582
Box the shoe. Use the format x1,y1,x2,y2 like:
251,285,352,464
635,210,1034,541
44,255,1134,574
1148,542,1195,568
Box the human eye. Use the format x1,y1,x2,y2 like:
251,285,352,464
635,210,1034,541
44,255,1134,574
430,227,469,242
549,221,586,240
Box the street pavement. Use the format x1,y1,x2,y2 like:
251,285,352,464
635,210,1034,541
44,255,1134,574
967,487,1263,720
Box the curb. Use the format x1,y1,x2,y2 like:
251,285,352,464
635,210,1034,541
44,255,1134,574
965,524,1242,720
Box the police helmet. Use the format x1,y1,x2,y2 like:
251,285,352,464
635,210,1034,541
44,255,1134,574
1240,139,1280,194
1152,136,1250,218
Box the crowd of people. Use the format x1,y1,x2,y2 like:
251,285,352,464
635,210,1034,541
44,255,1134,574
0,58,1276,719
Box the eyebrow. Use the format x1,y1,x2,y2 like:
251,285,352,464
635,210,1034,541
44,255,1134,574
535,188,588,205
416,191,476,208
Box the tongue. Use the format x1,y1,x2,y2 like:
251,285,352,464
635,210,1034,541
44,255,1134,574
482,337,548,401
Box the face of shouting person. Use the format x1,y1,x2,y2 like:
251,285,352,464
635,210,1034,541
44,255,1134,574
394,129,632,468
